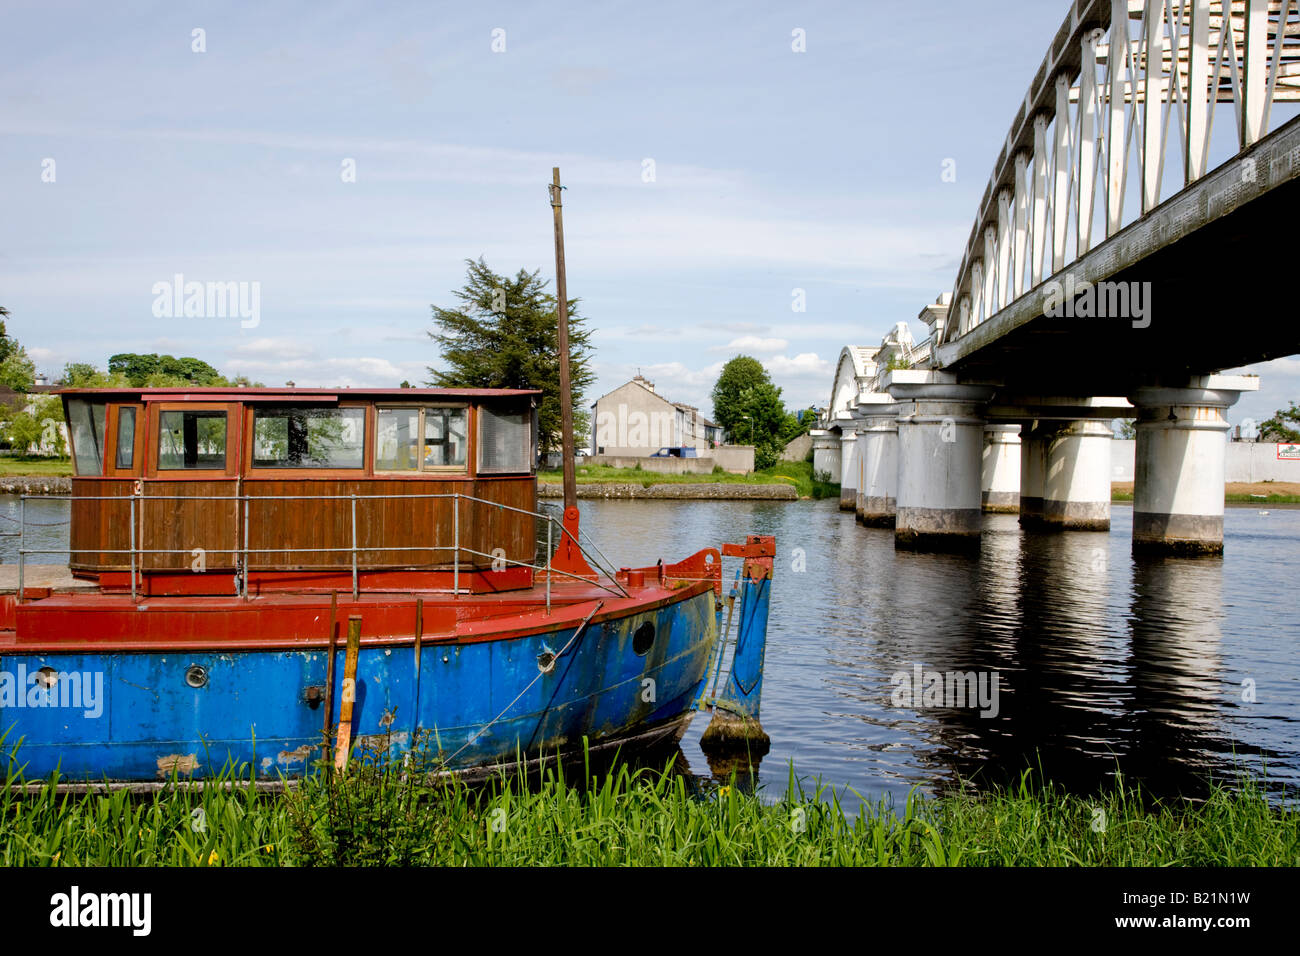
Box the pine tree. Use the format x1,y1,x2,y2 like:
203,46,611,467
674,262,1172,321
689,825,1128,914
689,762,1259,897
428,258,594,454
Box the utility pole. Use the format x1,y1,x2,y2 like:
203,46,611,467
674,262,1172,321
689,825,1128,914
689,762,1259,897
549,167,577,512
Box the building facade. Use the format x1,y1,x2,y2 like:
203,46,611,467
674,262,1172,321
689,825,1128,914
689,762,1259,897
590,374,722,456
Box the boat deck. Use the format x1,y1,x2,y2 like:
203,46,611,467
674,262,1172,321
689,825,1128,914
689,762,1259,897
0,558,722,654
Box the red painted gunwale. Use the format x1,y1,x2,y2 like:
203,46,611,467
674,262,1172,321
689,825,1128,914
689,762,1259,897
0,551,723,654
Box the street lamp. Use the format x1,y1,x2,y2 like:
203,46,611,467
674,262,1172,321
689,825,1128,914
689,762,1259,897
742,414,753,445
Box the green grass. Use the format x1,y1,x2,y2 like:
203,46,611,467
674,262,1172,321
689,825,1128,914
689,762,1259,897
541,460,840,499
1111,488,1300,504
3,735,1296,866
0,456,72,477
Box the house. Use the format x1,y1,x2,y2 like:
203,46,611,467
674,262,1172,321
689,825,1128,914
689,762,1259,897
590,374,719,456
1,380,70,455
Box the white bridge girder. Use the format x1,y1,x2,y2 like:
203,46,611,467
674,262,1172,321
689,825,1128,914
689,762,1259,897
944,0,1300,348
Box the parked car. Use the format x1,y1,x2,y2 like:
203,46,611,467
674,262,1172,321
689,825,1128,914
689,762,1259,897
650,447,699,458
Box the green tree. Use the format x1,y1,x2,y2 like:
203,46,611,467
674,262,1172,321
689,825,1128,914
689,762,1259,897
1115,418,1137,439
0,305,13,364
106,353,258,388
0,347,35,392
779,409,815,445
108,352,161,383
63,362,101,386
1260,401,1300,442
710,356,770,439
62,362,133,387
5,411,41,454
0,307,34,391
710,356,792,467
743,382,788,470
428,257,595,455
109,353,224,386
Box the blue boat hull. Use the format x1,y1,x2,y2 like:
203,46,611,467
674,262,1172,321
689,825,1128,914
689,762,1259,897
0,589,718,782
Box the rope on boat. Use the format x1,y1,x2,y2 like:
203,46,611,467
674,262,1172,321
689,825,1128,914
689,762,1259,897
439,600,605,768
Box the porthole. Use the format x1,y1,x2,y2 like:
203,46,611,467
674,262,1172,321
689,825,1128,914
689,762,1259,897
632,621,656,656
185,664,209,689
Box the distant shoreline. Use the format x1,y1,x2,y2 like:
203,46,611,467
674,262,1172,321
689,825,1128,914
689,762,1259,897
1,475,1295,505
0,476,802,501
538,482,798,500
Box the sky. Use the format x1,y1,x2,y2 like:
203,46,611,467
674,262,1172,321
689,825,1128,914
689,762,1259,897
2,0,1295,429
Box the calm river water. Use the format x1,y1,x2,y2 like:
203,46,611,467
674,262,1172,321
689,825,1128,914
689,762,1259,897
565,498,1300,809
5,494,1297,809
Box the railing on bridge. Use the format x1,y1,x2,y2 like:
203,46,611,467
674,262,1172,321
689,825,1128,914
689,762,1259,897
944,0,1300,344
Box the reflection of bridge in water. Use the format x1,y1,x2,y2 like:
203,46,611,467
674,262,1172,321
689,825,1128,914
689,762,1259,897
815,0,1300,556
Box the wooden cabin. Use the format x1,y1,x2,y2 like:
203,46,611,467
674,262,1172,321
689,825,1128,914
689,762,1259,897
60,387,541,596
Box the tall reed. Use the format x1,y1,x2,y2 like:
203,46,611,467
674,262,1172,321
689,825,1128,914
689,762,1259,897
2,731,1296,866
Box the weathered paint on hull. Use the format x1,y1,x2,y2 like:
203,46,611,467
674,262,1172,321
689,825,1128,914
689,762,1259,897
0,589,717,781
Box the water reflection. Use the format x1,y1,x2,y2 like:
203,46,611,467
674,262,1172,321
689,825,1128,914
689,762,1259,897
1122,557,1226,795
569,498,1298,810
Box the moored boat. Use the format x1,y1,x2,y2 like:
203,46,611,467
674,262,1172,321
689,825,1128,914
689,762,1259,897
0,169,774,785
0,385,773,782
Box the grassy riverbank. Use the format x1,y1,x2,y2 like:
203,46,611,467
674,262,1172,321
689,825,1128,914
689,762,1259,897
4,750,1295,866
1111,481,1300,504
540,460,839,499
0,457,72,477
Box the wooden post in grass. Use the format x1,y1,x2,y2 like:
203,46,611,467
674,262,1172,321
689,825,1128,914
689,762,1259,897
334,615,362,771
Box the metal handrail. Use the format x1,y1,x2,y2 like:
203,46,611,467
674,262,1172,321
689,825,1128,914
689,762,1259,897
11,489,631,607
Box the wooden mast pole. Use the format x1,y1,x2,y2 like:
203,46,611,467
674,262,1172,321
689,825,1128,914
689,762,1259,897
549,167,578,511
548,167,596,578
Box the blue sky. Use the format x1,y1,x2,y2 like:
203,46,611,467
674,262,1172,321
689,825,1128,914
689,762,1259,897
2,0,1294,427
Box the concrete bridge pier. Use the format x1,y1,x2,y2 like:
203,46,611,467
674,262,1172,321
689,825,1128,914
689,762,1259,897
810,430,841,486
855,396,899,527
981,424,1021,513
838,425,859,512
886,372,993,551
1042,420,1112,531
1129,376,1258,556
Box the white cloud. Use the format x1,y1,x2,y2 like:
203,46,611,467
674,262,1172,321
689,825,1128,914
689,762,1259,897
7,123,746,192
713,336,788,353
764,352,834,377
227,337,320,361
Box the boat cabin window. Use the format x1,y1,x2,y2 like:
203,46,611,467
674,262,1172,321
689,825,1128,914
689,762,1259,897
477,407,532,475
375,406,468,472
158,409,228,470
115,407,137,469
252,406,365,469
67,398,107,476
